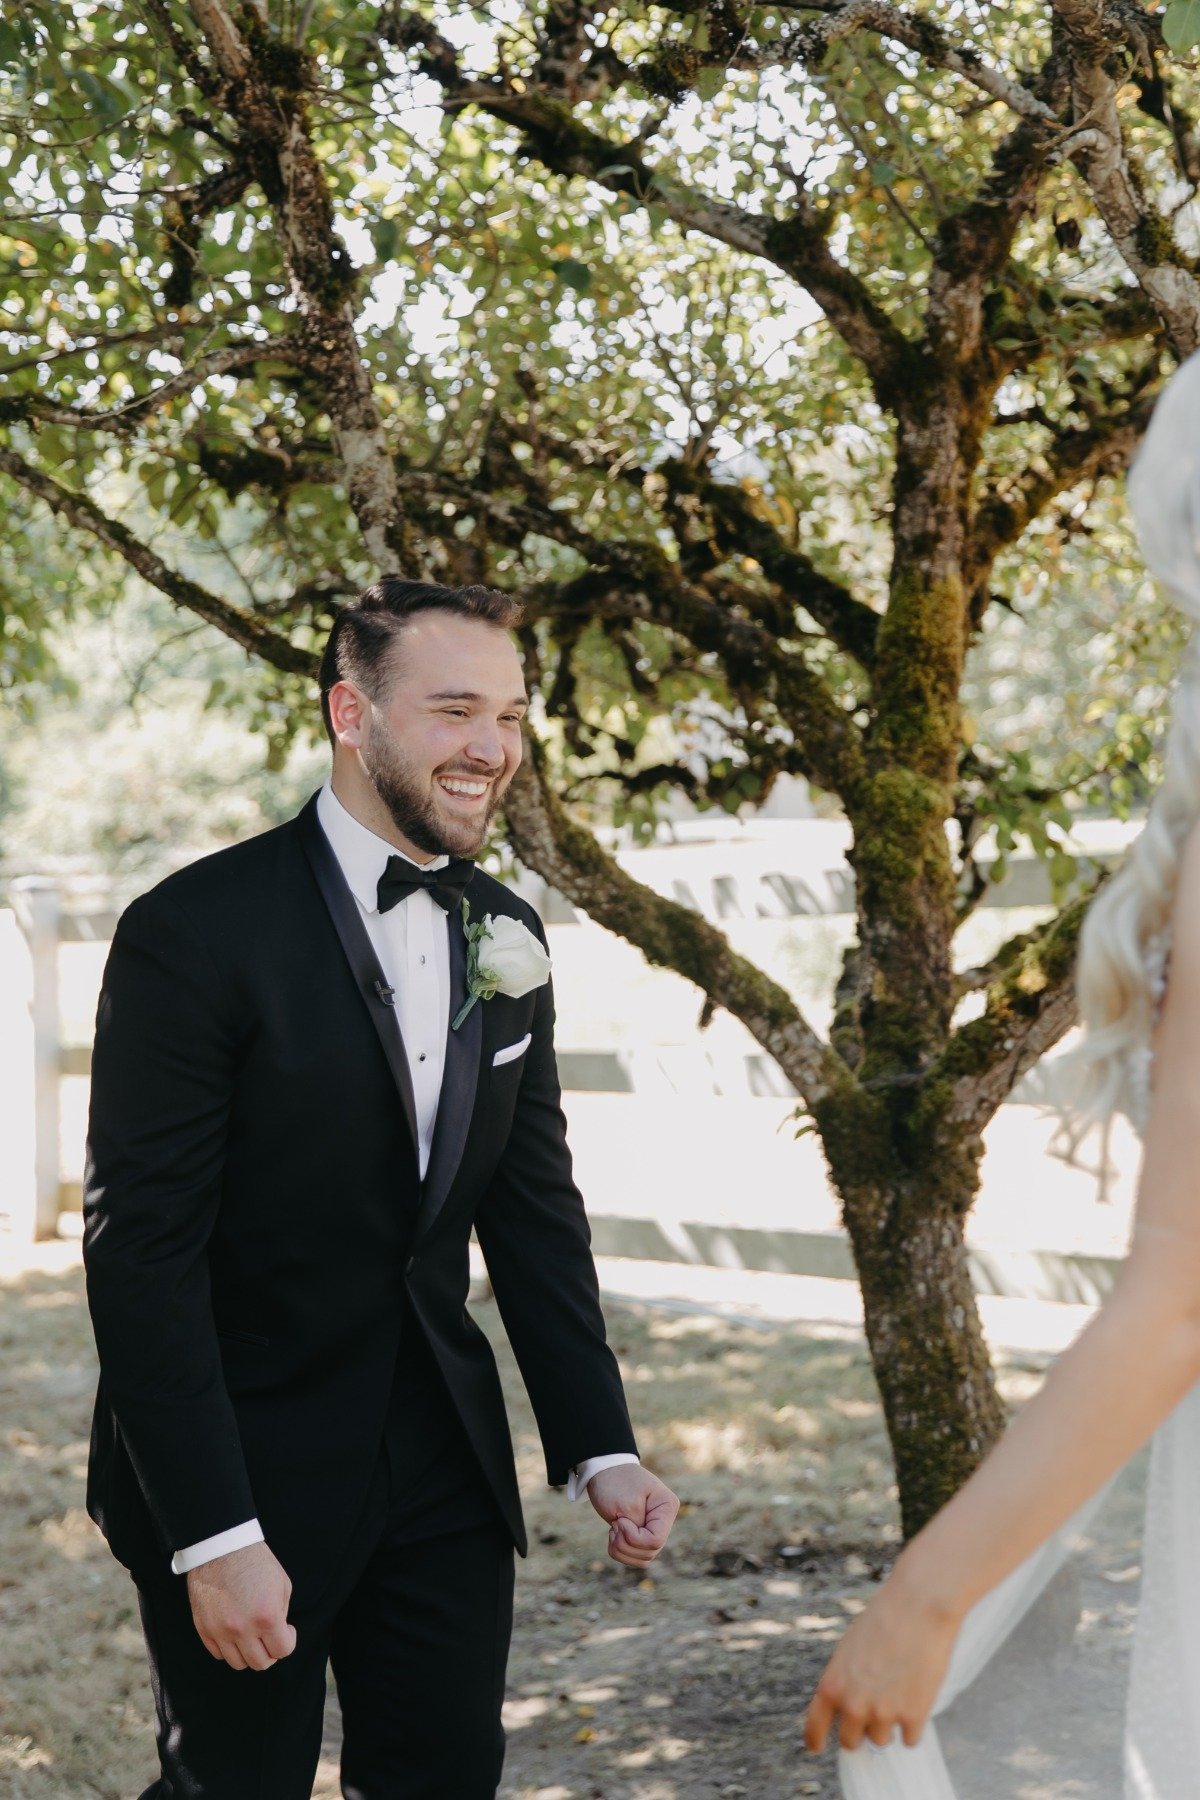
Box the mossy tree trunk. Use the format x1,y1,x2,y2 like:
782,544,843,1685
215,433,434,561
823,370,1011,1517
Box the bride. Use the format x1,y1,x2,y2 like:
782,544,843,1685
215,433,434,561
803,348,1200,1797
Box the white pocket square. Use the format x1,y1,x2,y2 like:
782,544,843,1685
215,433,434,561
492,1034,532,1068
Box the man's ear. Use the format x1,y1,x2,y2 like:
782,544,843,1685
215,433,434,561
328,680,367,748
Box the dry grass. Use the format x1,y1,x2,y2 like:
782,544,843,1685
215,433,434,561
0,1244,1044,1800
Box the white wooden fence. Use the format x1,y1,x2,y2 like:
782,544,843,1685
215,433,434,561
0,826,1144,1306
3,879,116,1240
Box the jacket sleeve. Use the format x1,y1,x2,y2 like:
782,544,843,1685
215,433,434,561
473,917,638,1484
82,887,258,1555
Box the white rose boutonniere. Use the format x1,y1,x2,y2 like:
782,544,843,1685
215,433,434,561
452,899,552,1030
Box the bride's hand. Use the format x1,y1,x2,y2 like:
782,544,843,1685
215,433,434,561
803,1570,962,1754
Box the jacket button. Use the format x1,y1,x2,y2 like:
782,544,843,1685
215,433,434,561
405,1254,418,1275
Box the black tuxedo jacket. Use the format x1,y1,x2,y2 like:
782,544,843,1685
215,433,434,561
82,791,636,1597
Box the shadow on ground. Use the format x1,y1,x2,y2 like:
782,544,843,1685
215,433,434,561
2,1249,911,1798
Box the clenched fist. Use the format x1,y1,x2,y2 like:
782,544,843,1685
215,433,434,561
587,1464,680,1568
186,1541,296,1671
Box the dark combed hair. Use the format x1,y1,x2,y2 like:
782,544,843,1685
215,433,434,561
318,578,524,744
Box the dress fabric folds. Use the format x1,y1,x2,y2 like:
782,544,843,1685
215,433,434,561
840,980,1200,1798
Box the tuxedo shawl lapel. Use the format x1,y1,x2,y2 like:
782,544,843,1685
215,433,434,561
418,892,482,1237
295,792,421,1158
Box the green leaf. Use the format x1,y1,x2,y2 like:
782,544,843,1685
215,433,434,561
551,256,591,293
371,217,400,264
75,68,124,120
1164,0,1200,51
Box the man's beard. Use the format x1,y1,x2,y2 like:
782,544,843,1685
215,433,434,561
361,716,505,858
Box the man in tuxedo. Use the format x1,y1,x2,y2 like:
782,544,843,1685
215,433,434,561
82,578,679,1799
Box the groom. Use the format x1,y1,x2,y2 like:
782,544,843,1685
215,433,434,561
82,578,679,1799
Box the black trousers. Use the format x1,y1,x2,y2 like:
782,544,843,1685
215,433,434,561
134,1329,515,1800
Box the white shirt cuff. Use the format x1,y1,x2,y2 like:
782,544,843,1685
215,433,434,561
566,1453,641,1501
170,1517,265,1575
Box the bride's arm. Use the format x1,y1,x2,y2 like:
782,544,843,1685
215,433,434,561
805,820,1200,1753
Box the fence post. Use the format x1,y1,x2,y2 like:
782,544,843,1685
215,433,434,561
11,877,63,1240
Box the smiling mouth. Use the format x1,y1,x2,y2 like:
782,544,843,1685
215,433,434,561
437,776,491,802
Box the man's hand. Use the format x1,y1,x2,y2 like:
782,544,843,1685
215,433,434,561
186,1541,296,1670
587,1465,680,1569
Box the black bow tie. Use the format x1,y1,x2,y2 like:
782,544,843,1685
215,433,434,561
376,856,476,916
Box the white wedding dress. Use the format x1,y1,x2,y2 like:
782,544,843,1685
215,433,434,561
839,925,1200,1799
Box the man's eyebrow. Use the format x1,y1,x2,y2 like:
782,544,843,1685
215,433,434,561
426,689,529,706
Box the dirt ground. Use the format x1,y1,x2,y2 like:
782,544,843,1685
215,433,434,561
1,1243,1107,1800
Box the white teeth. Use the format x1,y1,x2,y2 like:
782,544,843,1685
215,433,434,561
440,779,488,797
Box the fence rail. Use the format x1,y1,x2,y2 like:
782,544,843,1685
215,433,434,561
2,827,1133,1255
5,879,119,1239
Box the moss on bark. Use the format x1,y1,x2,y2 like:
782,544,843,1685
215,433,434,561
1133,210,1185,270
816,1077,1003,1535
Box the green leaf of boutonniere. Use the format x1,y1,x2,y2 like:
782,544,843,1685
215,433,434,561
452,896,501,1029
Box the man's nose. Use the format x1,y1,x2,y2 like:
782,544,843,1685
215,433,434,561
465,721,504,768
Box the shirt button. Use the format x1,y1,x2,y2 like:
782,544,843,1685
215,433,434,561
419,954,426,965
419,1052,427,1062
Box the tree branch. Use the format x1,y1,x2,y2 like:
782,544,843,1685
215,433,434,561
379,9,913,392
967,380,1157,614
682,468,880,669
1051,0,1200,356
398,446,880,673
953,911,1063,997
931,892,1090,1134
526,554,868,803
791,1,1057,124
397,465,602,564
990,284,1161,376
920,51,1070,373
529,0,623,97
0,443,317,678
0,324,187,380
186,0,411,572
143,0,219,94
1133,60,1200,188
503,734,853,1105
160,157,253,309
2,336,302,432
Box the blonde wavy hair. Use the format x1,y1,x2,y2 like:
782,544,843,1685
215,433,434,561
1048,352,1200,1196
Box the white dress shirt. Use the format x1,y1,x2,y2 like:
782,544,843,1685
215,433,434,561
317,779,450,1181
170,781,636,1573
